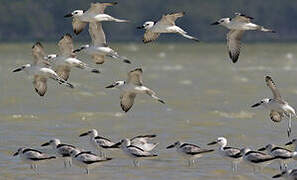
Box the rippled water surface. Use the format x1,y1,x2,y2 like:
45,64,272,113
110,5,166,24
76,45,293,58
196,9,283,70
1,43,297,179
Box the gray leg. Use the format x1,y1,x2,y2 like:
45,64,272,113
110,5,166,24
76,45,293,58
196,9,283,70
64,160,67,168
288,114,292,137
85,168,89,174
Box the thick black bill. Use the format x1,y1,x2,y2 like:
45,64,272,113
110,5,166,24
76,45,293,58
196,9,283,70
285,141,293,146
13,152,19,156
137,26,144,29
105,84,116,88
110,142,121,148
64,13,73,18
211,21,220,25
207,141,217,145
257,147,266,151
79,132,89,137
123,59,131,64
251,102,261,108
272,174,282,178
41,142,50,147
12,67,24,72
166,144,175,149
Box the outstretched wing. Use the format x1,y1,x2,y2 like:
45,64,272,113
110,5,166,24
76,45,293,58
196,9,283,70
159,12,185,26
120,92,136,112
227,30,245,63
89,22,106,46
87,2,117,14
33,75,47,96
32,42,46,65
72,17,87,35
265,76,282,100
127,68,143,86
143,30,160,43
56,65,71,81
58,34,74,56
233,13,253,23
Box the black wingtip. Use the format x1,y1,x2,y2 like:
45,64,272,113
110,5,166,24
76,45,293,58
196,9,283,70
123,59,131,64
92,69,100,73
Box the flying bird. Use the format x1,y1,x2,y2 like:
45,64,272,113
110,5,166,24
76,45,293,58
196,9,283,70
137,12,199,43
211,13,275,63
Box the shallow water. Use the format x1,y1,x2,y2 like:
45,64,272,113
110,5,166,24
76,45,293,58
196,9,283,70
1,42,297,179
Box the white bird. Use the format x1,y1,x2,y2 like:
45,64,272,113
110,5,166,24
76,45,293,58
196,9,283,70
251,76,296,137
41,139,79,168
13,147,56,172
273,168,297,179
105,68,165,112
64,2,129,35
79,129,121,157
73,22,131,64
258,144,293,170
45,34,100,81
120,138,157,167
12,42,74,96
211,12,275,63
166,141,214,167
241,147,277,173
69,149,112,174
207,137,242,172
137,12,199,43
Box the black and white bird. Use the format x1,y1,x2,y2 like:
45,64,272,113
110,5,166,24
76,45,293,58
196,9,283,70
79,129,120,156
258,144,293,170
73,22,131,64
207,137,242,172
45,34,100,81
120,138,158,167
211,12,275,63
105,68,165,112
273,168,297,179
64,2,129,35
166,141,214,167
12,42,74,96
41,138,78,168
129,134,159,152
13,147,56,172
69,149,112,174
241,147,278,173
137,12,199,43
251,76,296,137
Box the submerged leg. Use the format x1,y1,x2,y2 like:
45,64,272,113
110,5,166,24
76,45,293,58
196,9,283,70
288,114,292,137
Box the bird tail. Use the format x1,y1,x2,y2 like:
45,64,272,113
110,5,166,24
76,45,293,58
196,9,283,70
113,18,129,23
180,33,200,42
258,26,276,33
107,52,131,64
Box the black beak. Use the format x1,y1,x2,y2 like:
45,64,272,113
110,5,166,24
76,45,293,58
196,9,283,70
211,21,220,25
137,26,144,29
12,67,23,72
13,152,19,156
105,84,116,88
251,102,261,108
285,141,293,146
41,142,50,147
110,141,121,148
166,144,175,149
272,174,282,178
79,132,89,137
207,141,217,145
64,13,73,18
258,147,266,151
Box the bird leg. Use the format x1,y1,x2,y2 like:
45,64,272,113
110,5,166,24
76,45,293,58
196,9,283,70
287,114,292,137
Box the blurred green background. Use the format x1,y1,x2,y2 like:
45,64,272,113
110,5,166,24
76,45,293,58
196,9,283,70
0,0,296,42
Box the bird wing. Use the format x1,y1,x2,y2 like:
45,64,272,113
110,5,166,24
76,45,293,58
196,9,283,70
32,42,46,65
223,147,242,158
89,22,106,46
120,92,136,112
159,12,185,26
227,30,245,63
58,34,74,57
127,68,143,86
72,17,87,35
92,55,105,64
88,2,117,14
56,65,71,81
265,76,282,100
143,30,160,43
270,110,284,122
233,13,253,23
33,75,47,96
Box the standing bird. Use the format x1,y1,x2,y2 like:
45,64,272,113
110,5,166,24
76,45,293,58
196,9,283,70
120,138,157,167
45,34,100,81
273,168,297,179
166,141,214,167
251,76,296,137
137,12,199,43
41,139,79,168
207,137,242,172
12,42,74,96
105,68,165,112
69,149,112,174
211,12,275,63
258,144,293,170
13,147,56,172
64,2,129,35
73,22,131,64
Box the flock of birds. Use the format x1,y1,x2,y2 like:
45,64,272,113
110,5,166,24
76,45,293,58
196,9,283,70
10,2,297,179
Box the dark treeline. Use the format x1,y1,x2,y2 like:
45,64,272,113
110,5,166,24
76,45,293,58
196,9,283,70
1,0,297,42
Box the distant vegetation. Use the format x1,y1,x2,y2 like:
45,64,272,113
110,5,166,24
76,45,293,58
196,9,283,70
1,0,297,42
